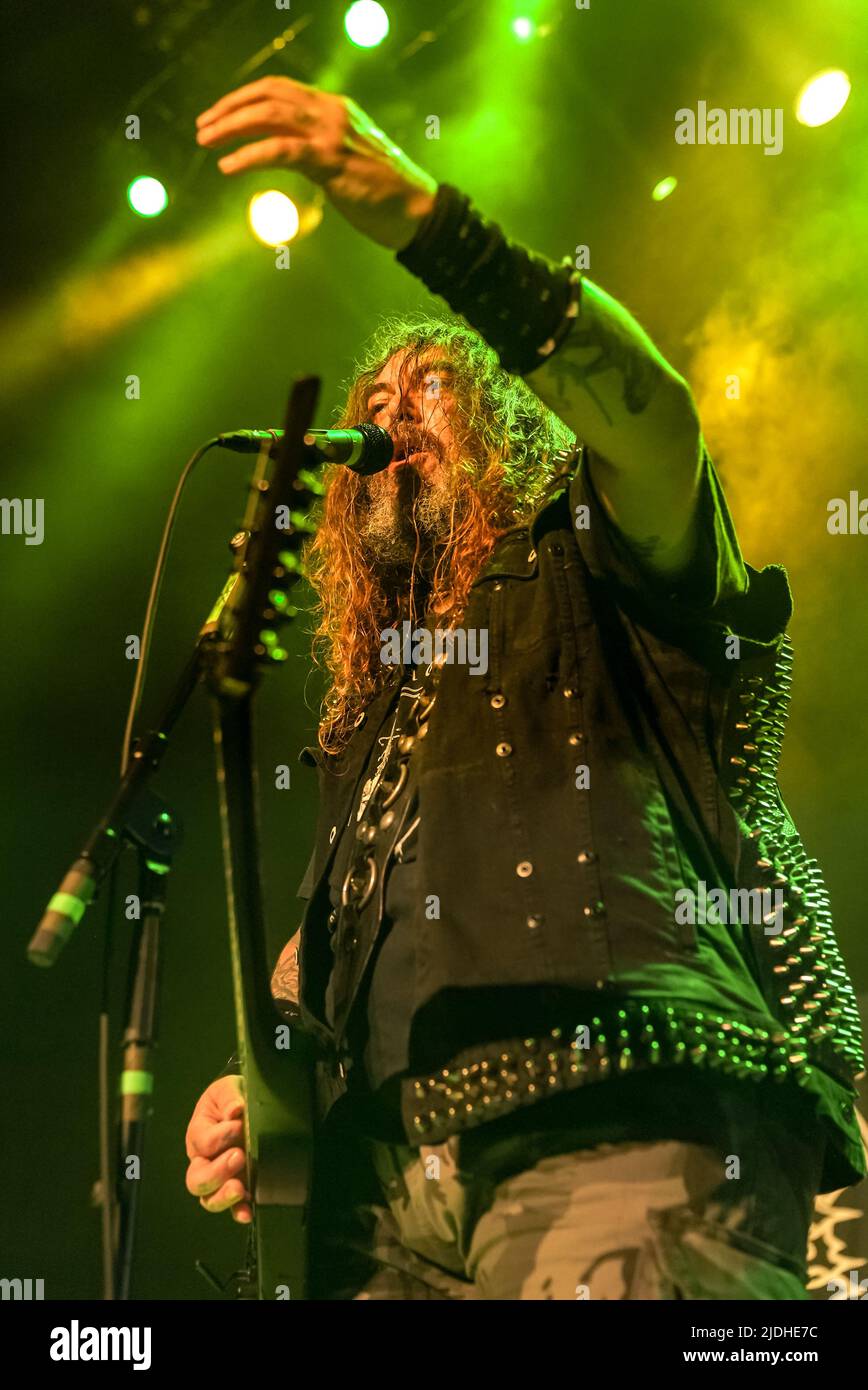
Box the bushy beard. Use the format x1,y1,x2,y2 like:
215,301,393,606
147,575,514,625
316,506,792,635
357,456,459,573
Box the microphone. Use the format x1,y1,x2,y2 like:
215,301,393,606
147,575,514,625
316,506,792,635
217,424,394,475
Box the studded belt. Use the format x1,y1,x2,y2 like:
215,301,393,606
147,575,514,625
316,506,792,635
402,999,839,1143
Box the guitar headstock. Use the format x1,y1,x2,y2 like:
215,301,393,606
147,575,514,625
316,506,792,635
209,377,323,696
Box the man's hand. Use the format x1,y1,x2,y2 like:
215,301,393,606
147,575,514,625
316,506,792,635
184,1076,252,1224
196,76,437,251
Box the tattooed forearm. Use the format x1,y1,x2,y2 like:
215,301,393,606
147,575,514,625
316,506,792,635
271,929,301,1005
541,304,662,426
524,276,695,475
522,273,702,563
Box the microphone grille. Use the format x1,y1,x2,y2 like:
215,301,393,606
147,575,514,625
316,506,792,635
352,422,394,475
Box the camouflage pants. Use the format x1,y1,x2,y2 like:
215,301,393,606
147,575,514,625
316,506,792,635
344,1135,813,1300
311,1101,821,1299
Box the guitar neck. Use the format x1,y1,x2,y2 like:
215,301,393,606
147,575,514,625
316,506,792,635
206,377,321,1298
213,691,314,1299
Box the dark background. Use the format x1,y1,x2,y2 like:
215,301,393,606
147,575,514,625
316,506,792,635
1,0,866,1298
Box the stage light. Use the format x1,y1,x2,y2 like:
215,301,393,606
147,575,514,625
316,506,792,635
796,69,851,127
652,176,677,202
127,177,168,218
247,191,300,247
512,17,535,40
344,1,389,49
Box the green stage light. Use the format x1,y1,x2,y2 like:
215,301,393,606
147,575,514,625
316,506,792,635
344,1,389,48
247,191,300,247
796,69,851,127
652,176,677,202
127,177,168,217
512,17,535,40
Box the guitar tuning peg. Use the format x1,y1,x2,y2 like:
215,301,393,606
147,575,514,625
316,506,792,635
277,549,304,572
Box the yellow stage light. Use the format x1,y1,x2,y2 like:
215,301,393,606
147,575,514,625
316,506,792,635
247,191,300,247
796,69,851,128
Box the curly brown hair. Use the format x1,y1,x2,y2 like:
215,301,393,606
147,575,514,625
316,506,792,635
303,313,575,755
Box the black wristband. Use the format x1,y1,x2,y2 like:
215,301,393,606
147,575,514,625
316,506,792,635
396,182,582,377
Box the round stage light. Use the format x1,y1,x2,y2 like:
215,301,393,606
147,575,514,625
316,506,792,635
796,69,851,127
344,1,389,49
127,177,168,217
247,191,300,247
651,176,677,202
512,18,535,40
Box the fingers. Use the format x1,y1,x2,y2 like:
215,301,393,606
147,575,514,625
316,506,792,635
196,75,313,130
214,137,315,179
199,1177,252,1219
196,99,307,151
185,1115,244,1162
219,1091,245,1123
195,76,336,180
184,1080,254,1221
186,1145,246,1200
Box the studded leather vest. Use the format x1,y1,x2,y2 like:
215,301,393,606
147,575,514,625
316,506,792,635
295,445,866,1191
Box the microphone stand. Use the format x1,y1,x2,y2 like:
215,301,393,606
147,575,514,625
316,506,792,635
28,598,230,1298
27,385,321,1299
115,818,182,1301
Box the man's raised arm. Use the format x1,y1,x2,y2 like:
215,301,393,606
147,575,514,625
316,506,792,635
394,185,705,581
196,78,704,578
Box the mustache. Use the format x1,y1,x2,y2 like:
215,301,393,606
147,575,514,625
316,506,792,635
390,428,443,462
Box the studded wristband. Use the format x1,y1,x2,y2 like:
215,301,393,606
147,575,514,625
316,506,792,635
395,182,582,377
